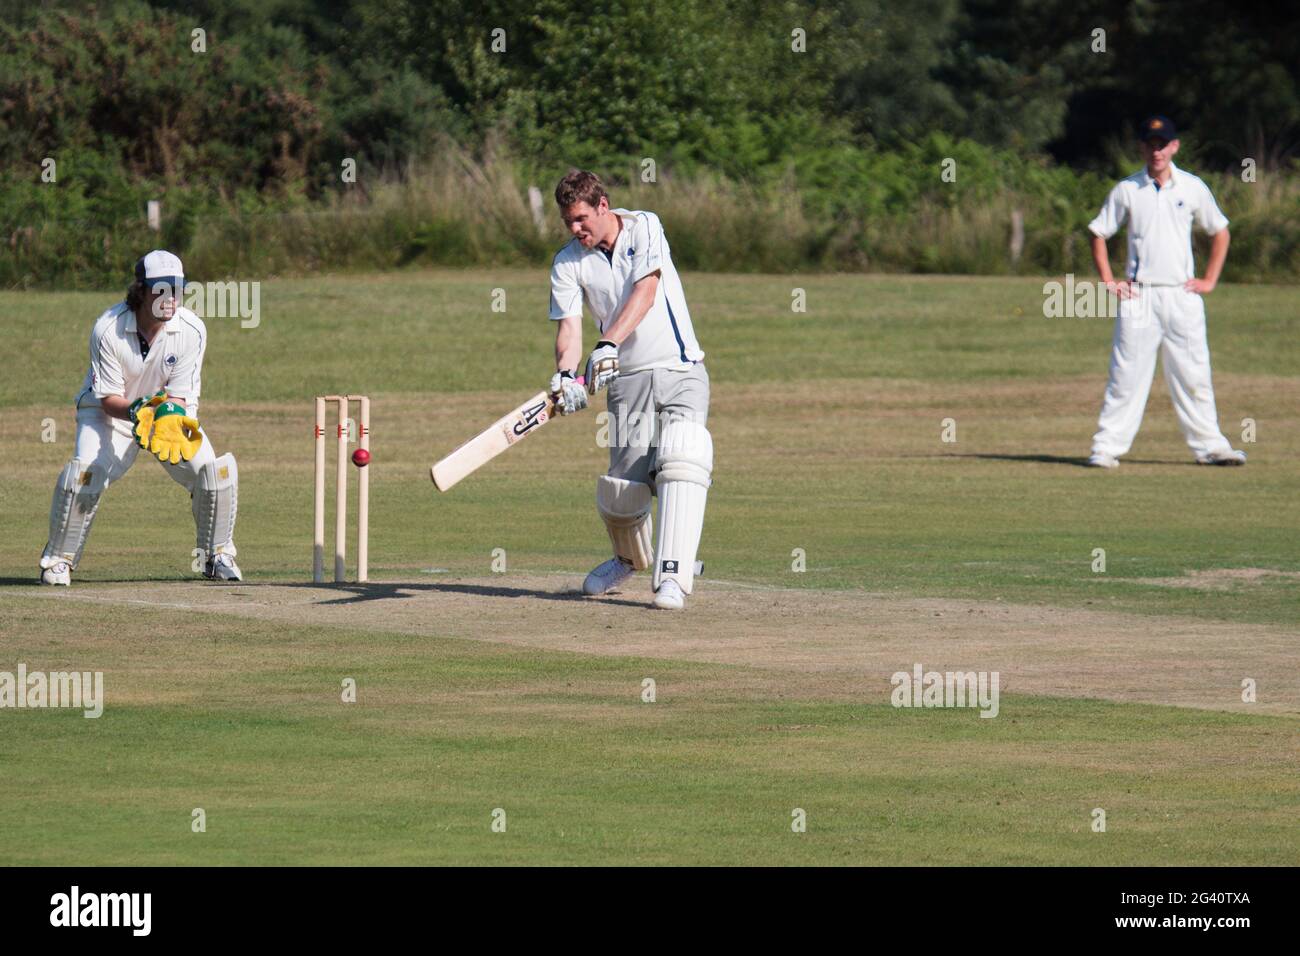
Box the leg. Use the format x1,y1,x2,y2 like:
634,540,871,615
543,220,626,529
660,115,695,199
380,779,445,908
651,417,713,605
156,431,241,578
41,410,138,579
584,371,656,595
648,365,712,607
1091,295,1163,458
1159,289,1236,460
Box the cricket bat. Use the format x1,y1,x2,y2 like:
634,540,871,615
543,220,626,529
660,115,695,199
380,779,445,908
430,379,582,491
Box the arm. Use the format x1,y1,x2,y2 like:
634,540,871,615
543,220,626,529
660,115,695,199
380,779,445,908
598,272,660,345
1090,235,1113,284
1187,229,1230,294
555,315,583,372
1091,235,1135,300
101,394,133,422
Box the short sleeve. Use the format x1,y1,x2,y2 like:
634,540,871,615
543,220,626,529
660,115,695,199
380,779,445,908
89,327,125,398
630,213,665,283
549,254,583,321
1193,181,1229,234
1088,184,1128,239
165,317,206,411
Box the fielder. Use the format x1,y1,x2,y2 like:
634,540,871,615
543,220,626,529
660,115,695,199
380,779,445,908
546,170,710,610
1086,115,1246,468
38,250,242,585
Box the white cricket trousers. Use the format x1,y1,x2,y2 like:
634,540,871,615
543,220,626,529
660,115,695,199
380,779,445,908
1091,286,1234,459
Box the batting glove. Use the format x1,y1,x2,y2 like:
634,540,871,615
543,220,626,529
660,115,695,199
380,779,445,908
549,370,588,416
584,340,620,394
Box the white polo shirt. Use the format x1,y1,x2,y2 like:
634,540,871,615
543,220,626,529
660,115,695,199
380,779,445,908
76,302,208,415
1088,162,1229,286
549,208,704,373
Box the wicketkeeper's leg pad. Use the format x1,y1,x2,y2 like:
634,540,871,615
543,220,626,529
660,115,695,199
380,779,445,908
596,475,653,570
652,421,713,594
43,458,106,570
193,452,239,559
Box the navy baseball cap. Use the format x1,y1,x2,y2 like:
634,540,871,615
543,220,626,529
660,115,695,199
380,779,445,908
1138,116,1178,143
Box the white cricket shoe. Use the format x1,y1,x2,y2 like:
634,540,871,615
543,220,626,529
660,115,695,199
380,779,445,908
40,562,71,586
1197,449,1247,466
1087,452,1119,469
204,553,242,581
652,579,685,610
583,557,635,595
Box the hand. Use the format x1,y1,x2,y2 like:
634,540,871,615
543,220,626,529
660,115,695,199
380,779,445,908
148,402,203,464
1105,280,1138,300
584,340,620,394
128,389,169,449
549,370,588,416
1184,277,1216,294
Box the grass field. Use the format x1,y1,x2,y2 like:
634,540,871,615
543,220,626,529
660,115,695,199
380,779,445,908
1,271,1297,865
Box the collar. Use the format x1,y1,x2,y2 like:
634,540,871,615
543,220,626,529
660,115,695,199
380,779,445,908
1141,162,1180,189
596,209,632,253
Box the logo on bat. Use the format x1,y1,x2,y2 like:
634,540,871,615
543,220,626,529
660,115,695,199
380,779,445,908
505,400,549,444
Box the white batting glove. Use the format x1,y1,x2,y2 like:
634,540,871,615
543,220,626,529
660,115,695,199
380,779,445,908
549,370,588,416
584,340,620,394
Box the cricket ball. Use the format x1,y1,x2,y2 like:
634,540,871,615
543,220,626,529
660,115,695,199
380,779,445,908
352,449,371,468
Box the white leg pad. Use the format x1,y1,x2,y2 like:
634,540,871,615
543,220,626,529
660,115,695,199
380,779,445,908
193,453,239,559
596,476,653,570
652,421,712,594
43,459,104,570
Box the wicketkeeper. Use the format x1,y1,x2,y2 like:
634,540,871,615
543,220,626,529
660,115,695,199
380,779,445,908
38,250,242,585
547,170,711,610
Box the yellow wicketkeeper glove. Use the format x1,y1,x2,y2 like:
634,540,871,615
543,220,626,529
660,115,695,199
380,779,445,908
148,401,204,465
128,389,170,450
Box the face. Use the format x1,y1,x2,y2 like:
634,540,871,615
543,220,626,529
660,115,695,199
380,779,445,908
146,281,182,321
1140,137,1179,173
560,198,611,248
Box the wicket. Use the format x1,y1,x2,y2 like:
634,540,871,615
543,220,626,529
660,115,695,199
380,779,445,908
314,395,370,583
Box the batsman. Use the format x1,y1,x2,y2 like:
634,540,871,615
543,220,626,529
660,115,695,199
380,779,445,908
547,170,711,610
37,250,241,585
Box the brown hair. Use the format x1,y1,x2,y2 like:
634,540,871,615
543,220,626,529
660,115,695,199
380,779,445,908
125,279,149,311
555,169,608,210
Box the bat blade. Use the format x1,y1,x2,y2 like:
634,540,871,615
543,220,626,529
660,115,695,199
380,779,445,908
431,391,558,491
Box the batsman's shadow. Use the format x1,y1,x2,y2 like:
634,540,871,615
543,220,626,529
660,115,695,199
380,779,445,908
289,581,648,608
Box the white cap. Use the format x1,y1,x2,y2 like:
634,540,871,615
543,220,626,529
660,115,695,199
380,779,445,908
134,250,185,284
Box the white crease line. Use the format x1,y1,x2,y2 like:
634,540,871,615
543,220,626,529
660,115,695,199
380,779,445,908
21,592,287,611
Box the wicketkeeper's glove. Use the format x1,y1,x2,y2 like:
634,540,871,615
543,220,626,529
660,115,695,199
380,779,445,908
549,370,588,416
148,402,204,465
128,389,170,450
584,340,620,394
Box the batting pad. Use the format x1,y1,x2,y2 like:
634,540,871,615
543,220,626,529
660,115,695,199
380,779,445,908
193,453,239,558
43,458,104,569
596,475,654,570
652,421,713,594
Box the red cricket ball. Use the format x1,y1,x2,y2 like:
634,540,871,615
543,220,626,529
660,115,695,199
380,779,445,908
352,448,371,467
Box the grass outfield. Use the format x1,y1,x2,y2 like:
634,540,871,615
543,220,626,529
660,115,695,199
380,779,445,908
1,271,1296,865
